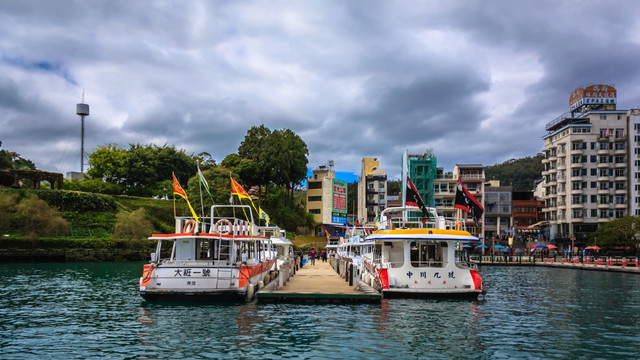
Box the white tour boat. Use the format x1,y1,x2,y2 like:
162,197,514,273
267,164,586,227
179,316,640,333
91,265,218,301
337,227,375,268
139,204,279,302
361,206,485,299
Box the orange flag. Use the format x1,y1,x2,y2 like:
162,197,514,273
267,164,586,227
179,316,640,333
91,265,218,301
172,172,199,222
230,177,251,200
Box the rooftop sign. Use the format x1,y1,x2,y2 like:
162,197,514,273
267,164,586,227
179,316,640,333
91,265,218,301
569,85,617,111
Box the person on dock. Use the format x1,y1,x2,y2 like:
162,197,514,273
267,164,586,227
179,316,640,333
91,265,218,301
310,249,316,265
320,249,326,262
299,249,304,268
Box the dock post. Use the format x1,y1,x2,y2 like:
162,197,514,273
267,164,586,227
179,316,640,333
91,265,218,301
349,264,353,286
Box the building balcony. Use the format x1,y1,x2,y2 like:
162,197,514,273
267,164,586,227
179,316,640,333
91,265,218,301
596,162,610,168
597,148,610,155
615,175,626,181
597,175,610,181
615,202,627,208
614,162,626,168
570,202,583,208
542,157,550,164
615,188,627,194
542,170,550,176
557,163,566,170
597,203,610,209
570,189,583,195
614,148,626,155
598,217,610,223
597,188,610,195
570,149,584,155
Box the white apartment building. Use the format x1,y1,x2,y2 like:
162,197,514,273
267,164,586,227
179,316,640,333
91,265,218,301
628,108,640,216
542,85,630,246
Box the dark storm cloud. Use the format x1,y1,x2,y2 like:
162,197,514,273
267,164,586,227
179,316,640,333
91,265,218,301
1,0,640,179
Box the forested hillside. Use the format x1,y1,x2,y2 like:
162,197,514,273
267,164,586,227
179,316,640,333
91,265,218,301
484,154,544,191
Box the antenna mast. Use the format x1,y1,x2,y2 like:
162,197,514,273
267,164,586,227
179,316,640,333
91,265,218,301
76,90,90,173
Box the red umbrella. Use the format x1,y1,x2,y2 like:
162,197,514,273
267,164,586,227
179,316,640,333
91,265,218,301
547,244,558,249
585,246,601,251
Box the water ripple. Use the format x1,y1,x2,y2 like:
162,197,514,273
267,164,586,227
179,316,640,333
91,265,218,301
1,263,640,359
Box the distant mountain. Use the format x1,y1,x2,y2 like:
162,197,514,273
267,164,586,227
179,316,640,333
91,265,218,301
484,154,544,191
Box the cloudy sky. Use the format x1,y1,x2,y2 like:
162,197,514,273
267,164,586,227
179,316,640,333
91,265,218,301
2,1,640,181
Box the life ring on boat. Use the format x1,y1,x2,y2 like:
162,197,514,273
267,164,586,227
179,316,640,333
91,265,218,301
182,220,197,233
214,219,233,235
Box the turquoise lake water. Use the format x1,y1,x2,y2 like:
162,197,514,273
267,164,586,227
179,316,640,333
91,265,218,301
1,262,639,359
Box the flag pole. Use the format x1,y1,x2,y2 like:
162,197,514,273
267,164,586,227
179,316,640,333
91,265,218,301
197,161,205,219
402,150,408,222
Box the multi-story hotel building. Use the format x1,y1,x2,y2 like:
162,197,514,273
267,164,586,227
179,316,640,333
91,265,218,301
629,108,640,216
433,167,457,219
357,158,387,226
305,162,348,237
542,85,630,248
430,162,485,239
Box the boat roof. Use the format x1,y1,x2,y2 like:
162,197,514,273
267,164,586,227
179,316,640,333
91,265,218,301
368,228,479,243
271,237,292,245
149,233,271,241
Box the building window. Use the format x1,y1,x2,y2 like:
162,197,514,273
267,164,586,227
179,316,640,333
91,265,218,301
309,209,321,214
308,196,322,202
308,181,322,189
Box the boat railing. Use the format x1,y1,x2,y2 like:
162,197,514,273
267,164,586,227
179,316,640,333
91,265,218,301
386,215,466,231
379,206,467,231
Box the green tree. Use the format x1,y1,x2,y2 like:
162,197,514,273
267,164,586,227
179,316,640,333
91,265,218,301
238,125,272,187
87,143,197,196
87,144,128,184
264,129,309,199
590,216,640,249
0,150,36,170
220,153,259,186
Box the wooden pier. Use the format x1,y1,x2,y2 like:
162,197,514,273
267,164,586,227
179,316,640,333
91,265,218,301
256,257,381,304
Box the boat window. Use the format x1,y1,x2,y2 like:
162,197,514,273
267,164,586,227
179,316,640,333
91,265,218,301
197,239,213,260
196,239,230,263
386,242,404,268
410,241,444,268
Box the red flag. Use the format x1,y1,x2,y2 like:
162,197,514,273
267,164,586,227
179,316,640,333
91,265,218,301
405,176,430,222
454,178,484,224
172,172,199,222
173,173,188,199
230,177,251,200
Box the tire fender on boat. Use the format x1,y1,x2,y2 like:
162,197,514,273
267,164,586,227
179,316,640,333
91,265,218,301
182,220,197,233
214,219,233,235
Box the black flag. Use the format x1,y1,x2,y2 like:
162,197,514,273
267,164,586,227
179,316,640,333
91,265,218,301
454,178,484,224
405,177,430,222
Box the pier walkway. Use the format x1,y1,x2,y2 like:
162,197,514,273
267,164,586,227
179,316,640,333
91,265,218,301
256,258,381,304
